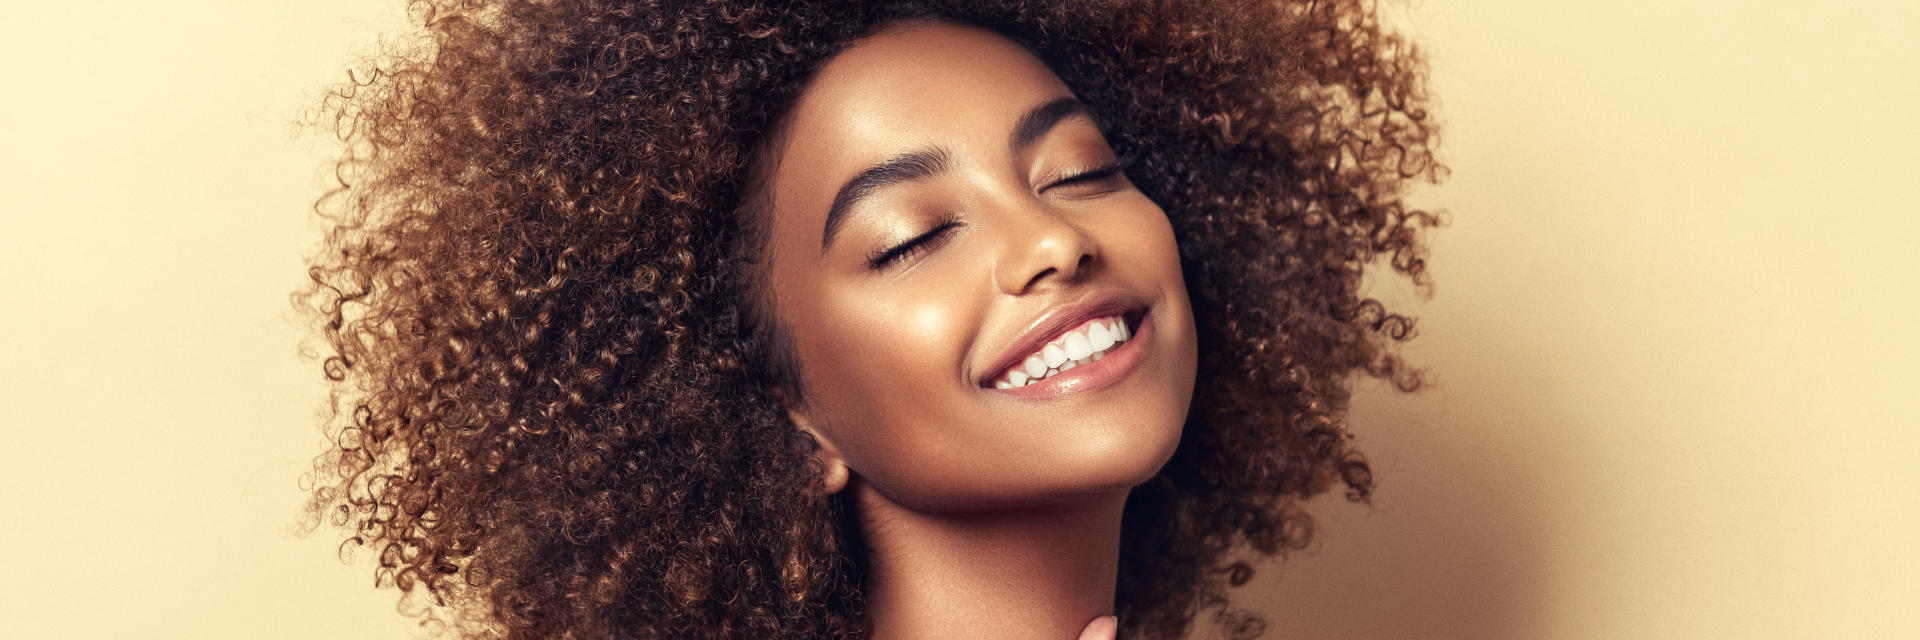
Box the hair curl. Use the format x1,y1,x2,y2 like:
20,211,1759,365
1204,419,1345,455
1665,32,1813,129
295,1,1439,638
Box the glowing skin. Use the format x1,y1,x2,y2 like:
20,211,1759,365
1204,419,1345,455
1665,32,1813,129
756,20,1198,640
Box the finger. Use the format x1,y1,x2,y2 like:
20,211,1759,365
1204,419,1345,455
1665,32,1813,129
1077,615,1117,640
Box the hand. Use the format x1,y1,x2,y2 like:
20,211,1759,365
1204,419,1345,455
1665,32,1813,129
1077,615,1117,640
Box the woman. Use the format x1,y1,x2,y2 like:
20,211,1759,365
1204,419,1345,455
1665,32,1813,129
296,1,1438,639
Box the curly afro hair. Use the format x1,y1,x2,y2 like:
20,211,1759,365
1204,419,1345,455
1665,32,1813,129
294,1,1440,638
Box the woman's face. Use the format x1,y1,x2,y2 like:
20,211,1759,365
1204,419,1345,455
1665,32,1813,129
757,21,1197,512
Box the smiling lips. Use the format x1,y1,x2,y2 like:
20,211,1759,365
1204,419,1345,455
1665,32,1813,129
989,315,1132,388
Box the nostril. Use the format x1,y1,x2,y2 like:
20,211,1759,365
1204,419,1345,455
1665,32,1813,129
1026,267,1057,290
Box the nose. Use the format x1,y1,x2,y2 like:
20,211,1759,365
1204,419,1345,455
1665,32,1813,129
991,200,1099,295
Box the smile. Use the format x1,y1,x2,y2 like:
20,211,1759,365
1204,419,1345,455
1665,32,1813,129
982,308,1152,398
989,315,1131,388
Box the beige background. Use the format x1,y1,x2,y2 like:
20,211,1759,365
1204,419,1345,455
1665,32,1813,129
1,1,1913,638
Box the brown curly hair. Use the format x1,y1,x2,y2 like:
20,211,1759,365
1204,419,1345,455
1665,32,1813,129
294,1,1439,638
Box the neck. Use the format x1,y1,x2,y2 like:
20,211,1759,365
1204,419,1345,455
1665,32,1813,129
851,478,1126,640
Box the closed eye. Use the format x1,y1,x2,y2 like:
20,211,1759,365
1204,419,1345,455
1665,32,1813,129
1043,152,1137,193
866,217,960,270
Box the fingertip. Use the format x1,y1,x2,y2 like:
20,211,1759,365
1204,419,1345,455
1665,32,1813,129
1079,614,1118,640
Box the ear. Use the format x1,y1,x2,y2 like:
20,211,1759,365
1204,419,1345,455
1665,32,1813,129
785,407,851,495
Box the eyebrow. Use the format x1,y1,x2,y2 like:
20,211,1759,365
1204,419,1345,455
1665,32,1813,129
818,96,1094,254
1009,96,1091,154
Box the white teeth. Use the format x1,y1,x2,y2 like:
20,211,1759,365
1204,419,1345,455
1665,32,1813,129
1063,332,1091,359
990,314,1134,389
1042,343,1068,368
1089,322,1114,351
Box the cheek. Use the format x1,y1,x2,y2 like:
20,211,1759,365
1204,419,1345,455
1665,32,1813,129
1107,197,1186,287
796,280,981,473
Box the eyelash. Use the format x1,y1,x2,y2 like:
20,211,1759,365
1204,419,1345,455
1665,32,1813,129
1048,152,1136,191
867,215,960,270
865,153,1137,271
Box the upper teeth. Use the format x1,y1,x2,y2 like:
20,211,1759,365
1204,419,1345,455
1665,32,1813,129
992,315,1131,389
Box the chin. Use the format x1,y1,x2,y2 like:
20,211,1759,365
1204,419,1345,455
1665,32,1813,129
1078,417,1184,491
1001,415,1186,508
1029,378,1192,504
885,424,1183,513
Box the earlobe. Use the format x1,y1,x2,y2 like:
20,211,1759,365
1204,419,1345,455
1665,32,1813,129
786,408,851,495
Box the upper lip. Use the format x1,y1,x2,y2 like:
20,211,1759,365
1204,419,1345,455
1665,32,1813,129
978,289,1147,387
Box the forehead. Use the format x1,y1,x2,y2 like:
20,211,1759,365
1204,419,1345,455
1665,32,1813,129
762,21,1078,240
789,21,1072,148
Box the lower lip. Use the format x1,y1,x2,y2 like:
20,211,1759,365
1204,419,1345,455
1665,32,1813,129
984,309,1153,399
